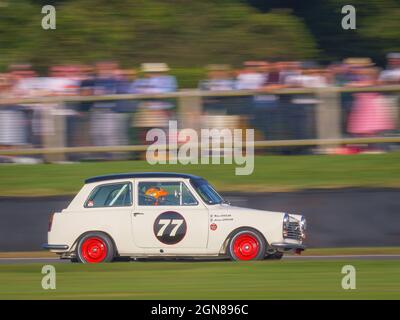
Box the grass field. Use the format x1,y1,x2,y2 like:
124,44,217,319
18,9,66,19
1,153,400,196
0,260,399,299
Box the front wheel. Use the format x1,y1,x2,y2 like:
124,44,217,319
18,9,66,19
227,229,266,261
76,232,115,263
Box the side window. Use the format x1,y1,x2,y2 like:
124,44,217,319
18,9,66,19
181,183,198,205
138,181,198,206
85,182,132,208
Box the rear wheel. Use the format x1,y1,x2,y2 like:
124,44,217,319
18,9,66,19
76,232,115,263
227,229,266,261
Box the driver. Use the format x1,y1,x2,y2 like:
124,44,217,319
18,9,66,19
145,187,168,205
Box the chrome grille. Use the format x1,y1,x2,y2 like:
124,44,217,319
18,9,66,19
285,221,302,240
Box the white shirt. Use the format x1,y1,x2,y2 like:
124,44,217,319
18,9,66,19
285,74,328,88
236,73,266,90
379,69,400,83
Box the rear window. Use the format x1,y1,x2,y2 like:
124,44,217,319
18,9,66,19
85,182,132,208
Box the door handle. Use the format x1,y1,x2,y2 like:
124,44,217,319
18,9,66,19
133,212,144,217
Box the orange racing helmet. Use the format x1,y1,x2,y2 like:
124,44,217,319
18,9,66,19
145,187,168,205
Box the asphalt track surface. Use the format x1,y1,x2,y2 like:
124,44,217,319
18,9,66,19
1,254,400,264
1,188,400,251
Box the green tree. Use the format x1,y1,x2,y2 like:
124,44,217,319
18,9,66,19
1,0,318,71
253,0,400,64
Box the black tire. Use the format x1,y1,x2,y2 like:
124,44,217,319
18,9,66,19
76,232,115,263
265,252,283,260
227,228,266,261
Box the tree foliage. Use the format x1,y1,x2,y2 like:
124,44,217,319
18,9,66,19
2,0,399,71
0,0,318,70
280,0,400,64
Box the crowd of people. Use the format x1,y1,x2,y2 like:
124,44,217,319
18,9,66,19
0,54,399,159
0,62,179,154
1,54,400,99
201,54,400,91
0,61,177,98
200,55,399,152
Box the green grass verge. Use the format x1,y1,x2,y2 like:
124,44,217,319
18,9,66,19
0,260,399,299
1,153,400,196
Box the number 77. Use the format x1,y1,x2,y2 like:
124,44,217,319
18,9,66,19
157,219,184,236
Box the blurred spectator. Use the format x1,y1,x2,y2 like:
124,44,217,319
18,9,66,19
281,62,324,147
236,61,267,90
379,53,400,84
0,70,29,148
67,65,95,153
347,92,395,137
235,61,281,140
115,69,139,113
79,65,95,96
133,63,177,150
328,62,348,86
8,64,40,97
135,63,177,94
264,62,290,89
116,69,139,94
278,61,302,85
0,73,13,99
344,58,396,153
44,65,81,96
342,58,377,87
199,64,237,116
284,62,328,88
199,64,235,91
92,61,120,96
90,61,129,156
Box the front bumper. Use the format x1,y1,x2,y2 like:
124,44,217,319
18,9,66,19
42,243,69,250
270,242,306,252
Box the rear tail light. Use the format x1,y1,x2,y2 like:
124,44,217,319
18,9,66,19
48,213,54,232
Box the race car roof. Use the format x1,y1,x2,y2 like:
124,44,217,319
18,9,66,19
85,172,202,184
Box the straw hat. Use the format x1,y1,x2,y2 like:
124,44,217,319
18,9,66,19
343,57,375,67
141,63,170,73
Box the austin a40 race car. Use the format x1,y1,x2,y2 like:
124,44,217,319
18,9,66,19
43,173,306,263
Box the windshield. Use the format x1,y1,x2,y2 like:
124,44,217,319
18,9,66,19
191,178,225,205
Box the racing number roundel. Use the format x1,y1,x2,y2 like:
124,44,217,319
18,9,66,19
153,211,187,245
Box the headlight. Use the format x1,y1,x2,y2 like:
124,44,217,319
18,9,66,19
300,216,307,231
283,213,290,237
300,216,307,239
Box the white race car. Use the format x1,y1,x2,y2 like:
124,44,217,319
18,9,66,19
44,173,306,263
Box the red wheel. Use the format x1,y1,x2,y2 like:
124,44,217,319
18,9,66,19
233,234,259,260
81,237,107,263
76,232,115,263
228,229,266,261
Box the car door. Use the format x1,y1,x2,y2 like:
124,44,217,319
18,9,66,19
132,179,209,249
